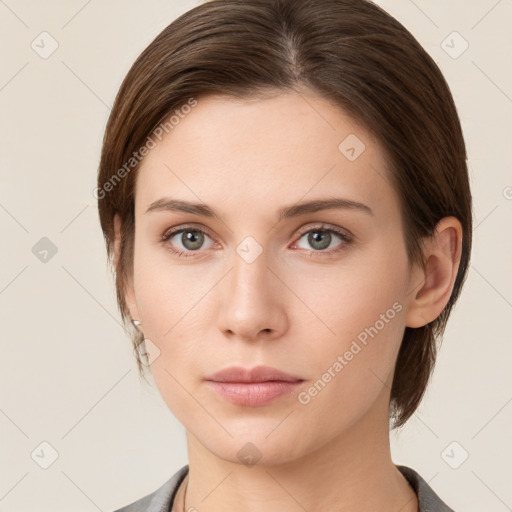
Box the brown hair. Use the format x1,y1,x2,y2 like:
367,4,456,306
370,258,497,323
97,0,472,429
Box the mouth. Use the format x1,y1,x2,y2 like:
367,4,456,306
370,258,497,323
204,365,305,406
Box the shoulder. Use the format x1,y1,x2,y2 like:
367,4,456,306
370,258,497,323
397,465,455,512
112,465,189,512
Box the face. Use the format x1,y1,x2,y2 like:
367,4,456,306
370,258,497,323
123,90,418,465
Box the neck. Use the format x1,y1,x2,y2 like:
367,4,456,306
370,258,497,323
182,388,418,512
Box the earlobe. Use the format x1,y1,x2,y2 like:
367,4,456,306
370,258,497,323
113,214,140,325
405,217,463,328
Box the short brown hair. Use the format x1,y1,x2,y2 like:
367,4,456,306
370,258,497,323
97,0,472,429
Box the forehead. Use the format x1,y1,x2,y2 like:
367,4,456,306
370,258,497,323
135,92,398,221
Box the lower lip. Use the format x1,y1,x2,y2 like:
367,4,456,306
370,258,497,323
205,380,303,406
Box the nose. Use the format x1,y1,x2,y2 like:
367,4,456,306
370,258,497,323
216,247,289,342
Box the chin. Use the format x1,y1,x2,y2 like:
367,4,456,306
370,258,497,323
192,425,313,468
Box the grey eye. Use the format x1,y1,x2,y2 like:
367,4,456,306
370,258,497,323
296,230,343,251
170,229,213,251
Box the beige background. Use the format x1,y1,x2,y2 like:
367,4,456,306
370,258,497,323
1,0,511,510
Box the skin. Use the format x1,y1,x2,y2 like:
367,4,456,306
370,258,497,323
114,89,462,512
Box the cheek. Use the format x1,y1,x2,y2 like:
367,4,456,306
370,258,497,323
132,242,208,338
289,238,408,344
131,242,226,385
132,257,207,424
293,245,409,402
291,280,407,442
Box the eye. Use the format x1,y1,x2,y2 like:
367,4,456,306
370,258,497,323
293,224,352,255
162,225,215,257
161,223,353,258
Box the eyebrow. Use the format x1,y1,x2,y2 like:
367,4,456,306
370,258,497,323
145,197,374,220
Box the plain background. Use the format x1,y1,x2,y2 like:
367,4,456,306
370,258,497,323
1,0,511,510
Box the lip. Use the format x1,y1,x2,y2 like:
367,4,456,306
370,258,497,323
205,365,303,383
204,365,304,407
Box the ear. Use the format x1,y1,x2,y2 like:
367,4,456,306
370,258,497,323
113,214,140,326
405,216,463,328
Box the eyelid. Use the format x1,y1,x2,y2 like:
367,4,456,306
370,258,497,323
162,222,216,241
294,222,353,241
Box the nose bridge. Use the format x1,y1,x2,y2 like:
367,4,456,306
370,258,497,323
216,238,287,339
229,241,274,306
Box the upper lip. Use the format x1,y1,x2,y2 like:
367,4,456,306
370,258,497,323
205,365,303,383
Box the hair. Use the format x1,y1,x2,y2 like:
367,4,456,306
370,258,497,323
97,0,472,429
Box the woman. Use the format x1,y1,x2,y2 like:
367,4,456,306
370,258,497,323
98,0,472,510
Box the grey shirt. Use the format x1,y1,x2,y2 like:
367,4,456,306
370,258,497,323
113,464,455,512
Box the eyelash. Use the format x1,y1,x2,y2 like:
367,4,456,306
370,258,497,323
161,223,353,259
